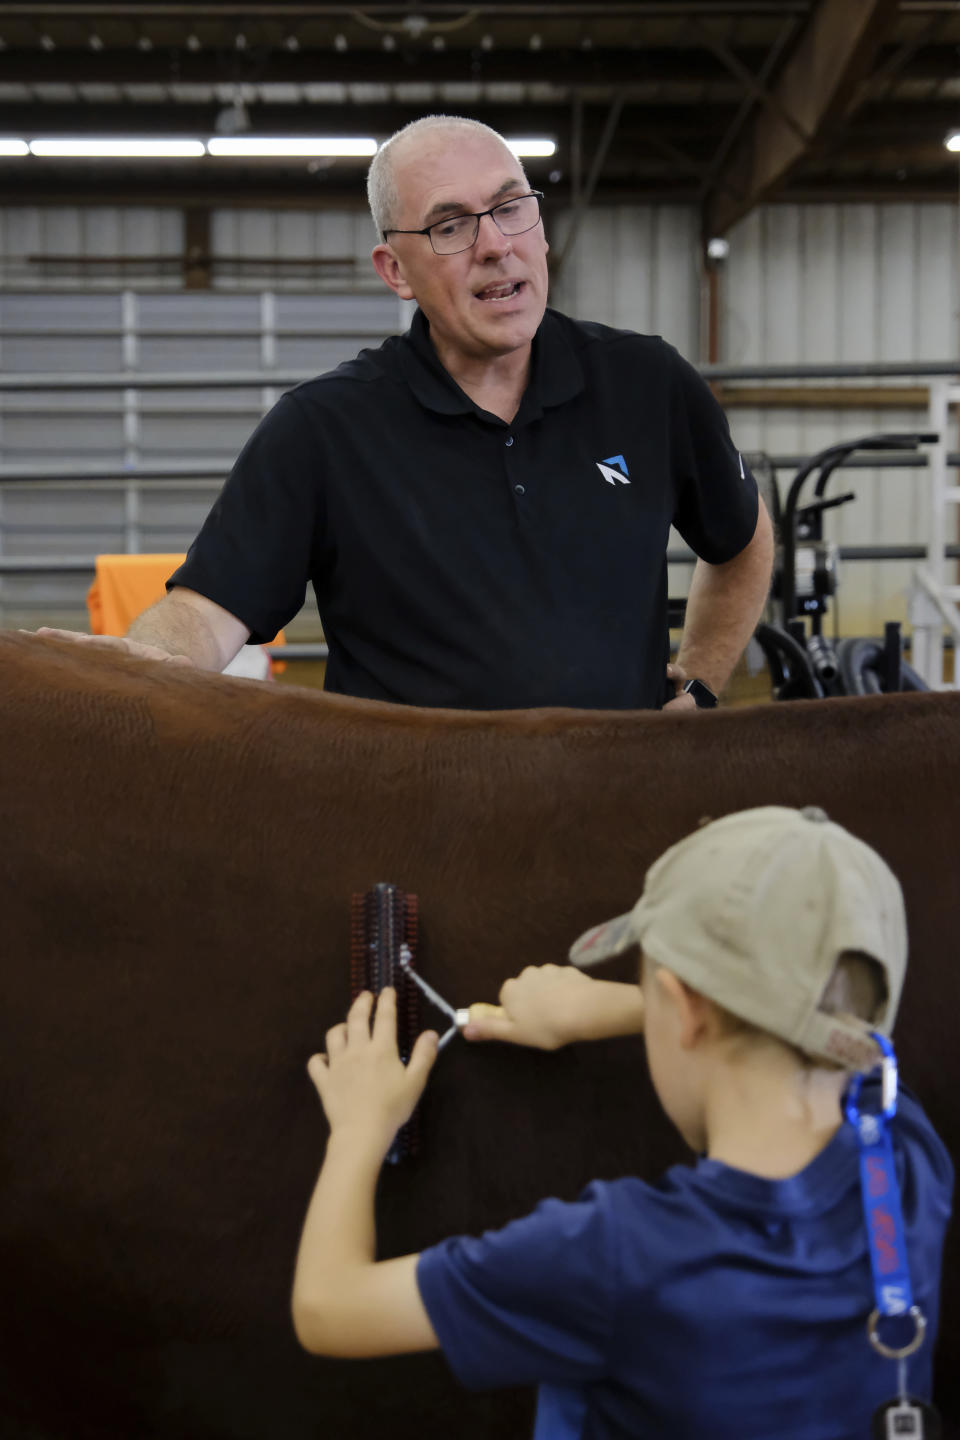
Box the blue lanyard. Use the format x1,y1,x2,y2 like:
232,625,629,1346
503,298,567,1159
844,1033,914,1319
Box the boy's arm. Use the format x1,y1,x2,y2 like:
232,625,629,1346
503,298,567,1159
463,965,644,1050
292,989,440,1358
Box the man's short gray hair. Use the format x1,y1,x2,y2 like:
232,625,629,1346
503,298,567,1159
366,115,526,239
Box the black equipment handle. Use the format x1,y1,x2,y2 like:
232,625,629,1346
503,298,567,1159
779,433,938,627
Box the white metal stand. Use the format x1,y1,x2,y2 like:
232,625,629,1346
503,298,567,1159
909,378,960,688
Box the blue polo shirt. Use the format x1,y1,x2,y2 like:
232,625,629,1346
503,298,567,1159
416,1083,952,1439
170,307,758,709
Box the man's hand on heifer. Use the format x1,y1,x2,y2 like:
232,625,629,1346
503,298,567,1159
662,661,698,713
308,989,438,1158
30,629,195,667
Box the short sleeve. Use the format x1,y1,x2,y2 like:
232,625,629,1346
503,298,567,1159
667,346,759,564
416,1184,618,1391
168,392,324,644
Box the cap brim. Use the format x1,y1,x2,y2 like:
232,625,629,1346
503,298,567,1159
569,911,637,969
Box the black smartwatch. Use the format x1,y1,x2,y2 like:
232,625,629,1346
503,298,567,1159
682,678,718,709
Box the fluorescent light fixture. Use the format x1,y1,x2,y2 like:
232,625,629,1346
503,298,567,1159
506,139,556,158
0,139,28,156
30,138,205,158
946,131,960,153
206,136,377,157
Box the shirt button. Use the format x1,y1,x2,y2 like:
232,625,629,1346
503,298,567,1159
515,483,525,495
505,436,514,447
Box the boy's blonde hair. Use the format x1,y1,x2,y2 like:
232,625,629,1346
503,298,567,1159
706,951,888,1065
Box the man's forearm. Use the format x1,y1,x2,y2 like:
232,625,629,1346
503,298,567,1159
676,500,774,694
127,594,237,671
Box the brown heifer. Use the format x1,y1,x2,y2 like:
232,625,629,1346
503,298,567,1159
0,632,956,1440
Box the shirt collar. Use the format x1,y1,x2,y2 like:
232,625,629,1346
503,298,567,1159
398,306,584,424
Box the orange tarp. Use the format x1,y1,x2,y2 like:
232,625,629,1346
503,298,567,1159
87,554,284,670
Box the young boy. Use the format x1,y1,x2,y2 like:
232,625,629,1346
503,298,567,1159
292,806,953,1438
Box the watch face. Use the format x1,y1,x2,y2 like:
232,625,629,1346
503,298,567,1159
683,678,718,709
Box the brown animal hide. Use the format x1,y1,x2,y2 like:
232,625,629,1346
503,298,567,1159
0,633,956,1440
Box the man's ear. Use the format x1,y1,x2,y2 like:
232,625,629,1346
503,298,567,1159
371,243,415,300
653,967,711,1051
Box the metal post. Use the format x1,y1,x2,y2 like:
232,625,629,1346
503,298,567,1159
122,290,141,555
910,381,948,685
261,290,278,424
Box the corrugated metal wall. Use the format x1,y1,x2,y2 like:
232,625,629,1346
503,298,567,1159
0,207,185,288
0,199,956,640
211,207,382,288
548,204,700,356
723,202,959,635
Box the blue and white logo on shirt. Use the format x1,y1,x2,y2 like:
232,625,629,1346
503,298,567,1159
596,454,630,487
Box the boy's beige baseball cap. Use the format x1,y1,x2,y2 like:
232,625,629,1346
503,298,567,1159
569,806,907,1071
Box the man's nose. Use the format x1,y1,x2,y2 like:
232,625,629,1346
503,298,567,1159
474,212,512,257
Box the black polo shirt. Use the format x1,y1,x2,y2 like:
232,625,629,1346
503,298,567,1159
170,307,757,710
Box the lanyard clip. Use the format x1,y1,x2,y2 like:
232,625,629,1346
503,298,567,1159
872,1030,899,1119
845,1030,899,1131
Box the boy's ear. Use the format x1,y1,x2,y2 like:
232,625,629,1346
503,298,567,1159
654,967,712,1051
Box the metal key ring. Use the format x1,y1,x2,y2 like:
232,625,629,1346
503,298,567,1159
867,1305,927,1360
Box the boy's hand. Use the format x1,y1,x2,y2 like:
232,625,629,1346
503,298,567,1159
462,964,606,1050
307,989,438,1156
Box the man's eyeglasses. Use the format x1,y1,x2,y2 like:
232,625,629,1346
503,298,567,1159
384,191,544,256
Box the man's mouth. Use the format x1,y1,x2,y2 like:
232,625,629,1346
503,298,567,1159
474,280,525,302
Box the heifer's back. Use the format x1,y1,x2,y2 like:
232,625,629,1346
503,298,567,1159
0,633,956,1440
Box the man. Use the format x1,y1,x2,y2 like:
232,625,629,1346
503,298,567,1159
41,115,773,712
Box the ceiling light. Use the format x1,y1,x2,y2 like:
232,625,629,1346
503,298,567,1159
40,34,55,51
0,139,28,156
206,136,377,157
432,35,445,51
506,139,556,158
529,34,542,51
89,34,103,51
285,35,300,51
334,34,348,52
186,34,201,51
137,35,153,51
30,138,206,158
945,131,960,153
235,33,247,50
480,34,493,50
382,34,396,51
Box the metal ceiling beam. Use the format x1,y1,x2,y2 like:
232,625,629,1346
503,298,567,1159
698,13,801,201
0,4,814,16
0,40,953,88
6,92,952,146
1,170,955,212
703,0,901,237
689,16,811,148
0,45,761,86
0,100,736,140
